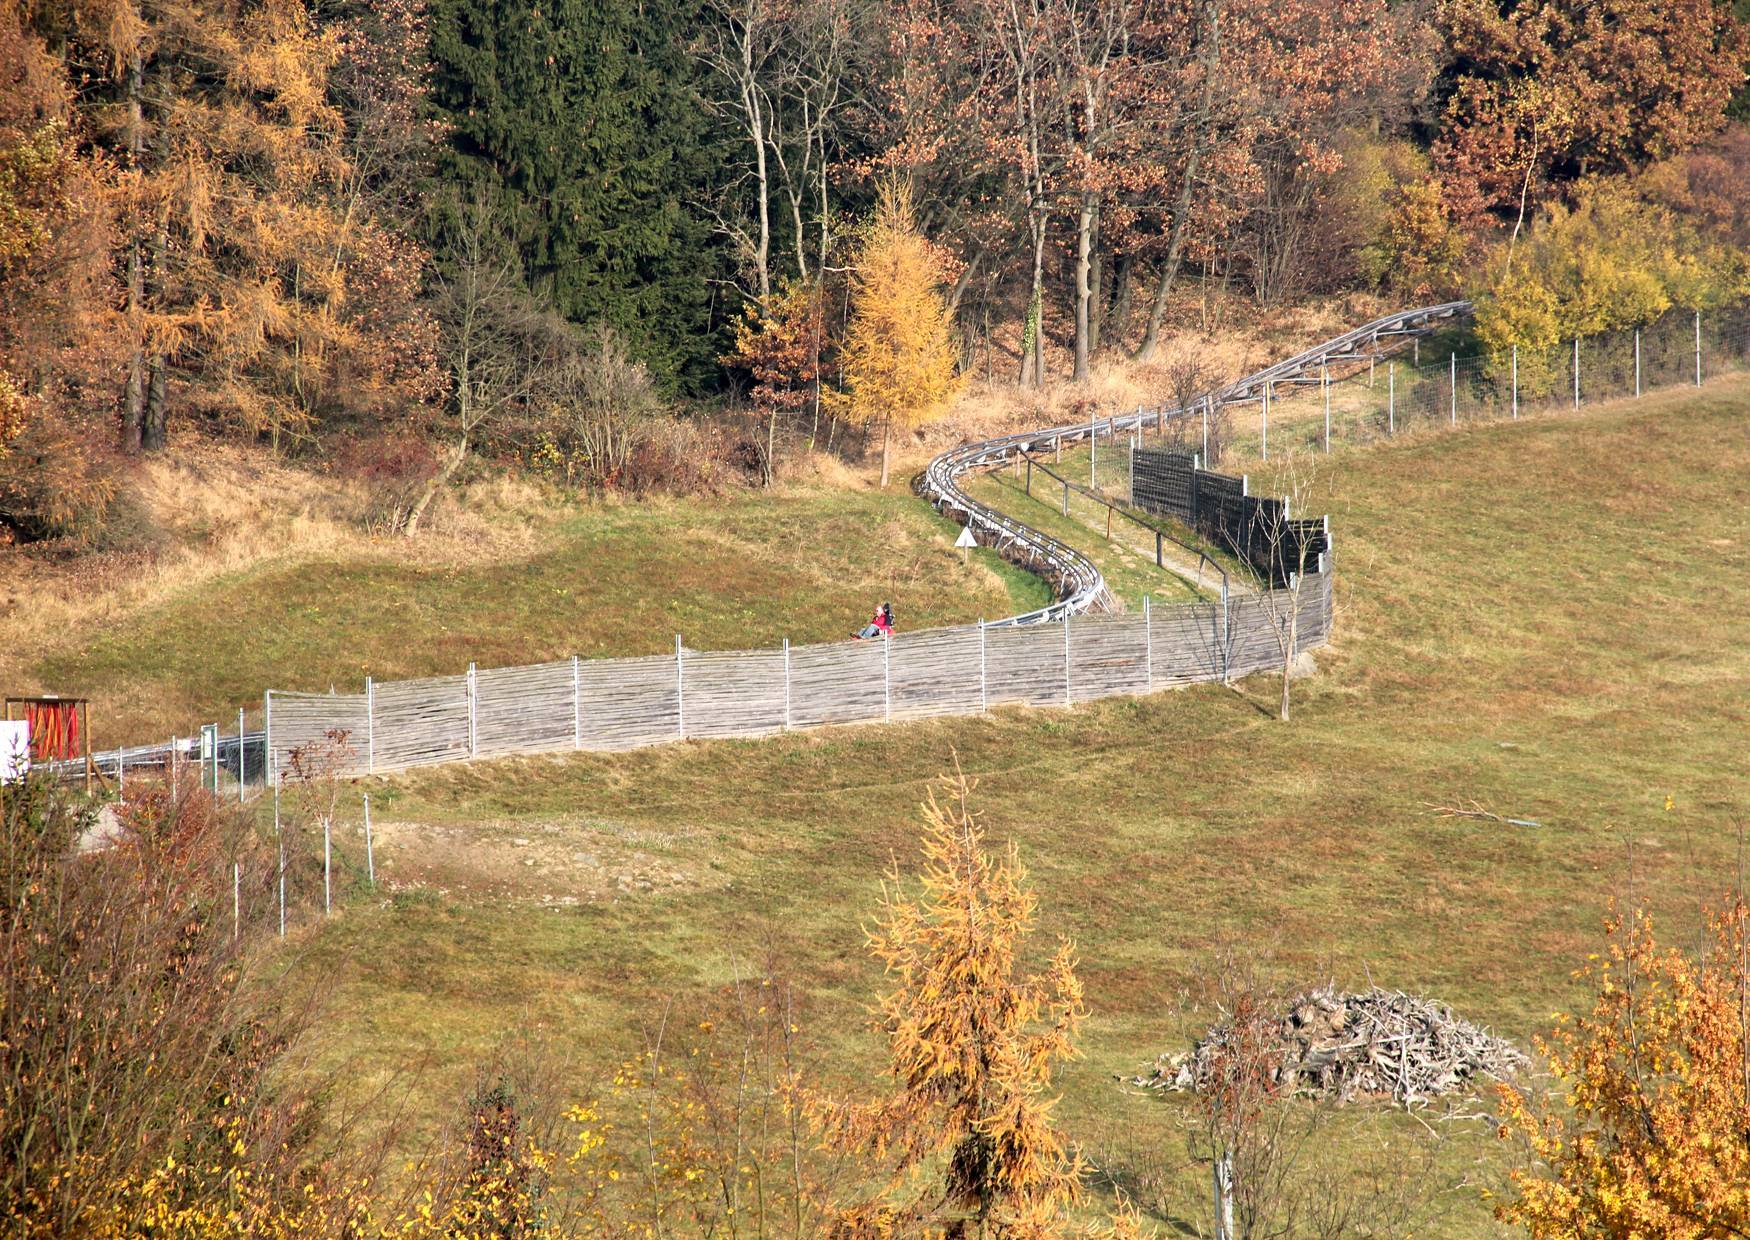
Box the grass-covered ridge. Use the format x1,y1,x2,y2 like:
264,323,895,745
274,379,1750,1234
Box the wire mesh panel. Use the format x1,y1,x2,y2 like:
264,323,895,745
266,691,368,782
1067,613,1149,703
984,623,1068,707
474,660,574,758
787,638,885,727
891,626,983,720
684,648,786,739
1149,602,1225,687
577,654,680,750
372,674,468,770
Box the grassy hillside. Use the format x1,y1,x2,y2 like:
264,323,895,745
12,484,1049,746
246,378,1750,1234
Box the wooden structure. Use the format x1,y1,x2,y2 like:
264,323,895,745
4,696,93,791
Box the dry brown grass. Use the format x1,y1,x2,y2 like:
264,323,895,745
0,440,579,701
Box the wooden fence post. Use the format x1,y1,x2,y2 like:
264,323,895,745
571,656,581,749
364,677,373,773
782,638,791,730
674,635,684,739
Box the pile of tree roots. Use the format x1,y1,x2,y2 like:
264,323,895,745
1128,986,1527,1107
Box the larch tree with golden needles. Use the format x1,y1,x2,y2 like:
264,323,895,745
814,768,1089,1239
1497,897,1750,1237
839,179,960,487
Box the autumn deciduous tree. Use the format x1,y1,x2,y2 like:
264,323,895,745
1497,898,1750,1237
724,277,828,487
838,181,960,487
813,768,1089,1237
1436,0,1750,224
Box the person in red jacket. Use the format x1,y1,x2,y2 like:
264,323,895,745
856,602,894,639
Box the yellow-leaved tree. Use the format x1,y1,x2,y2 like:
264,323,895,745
839,179,961,487
1496,898,1750,1237
813,768,1091,1238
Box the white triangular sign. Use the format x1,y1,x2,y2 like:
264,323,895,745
955,526,978,549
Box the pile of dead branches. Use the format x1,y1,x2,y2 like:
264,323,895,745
1127,986,1527,1108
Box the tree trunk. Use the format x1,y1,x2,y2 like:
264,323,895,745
1138,0,1220,361
1108,251,1134,347
765,404,778,488
1020,217,1047,387
1088,214,1104,355
1073,194,1096,381
404,437,469,536
945,242,985,322
1280,587,1298,722
142,207,169,451
122,51,145,454
878,414,891,487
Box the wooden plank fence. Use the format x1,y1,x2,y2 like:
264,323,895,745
264,575,1332,782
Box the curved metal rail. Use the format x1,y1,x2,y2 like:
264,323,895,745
918,300,1474,625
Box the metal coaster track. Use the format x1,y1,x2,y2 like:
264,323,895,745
918,300,1474,625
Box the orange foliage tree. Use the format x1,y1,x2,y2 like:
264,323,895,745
813,768,1090,1237
723,276,828,487
838,180,960,487
1497,898,1750,1237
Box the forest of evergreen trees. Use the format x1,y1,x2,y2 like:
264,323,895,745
2,0,1748,539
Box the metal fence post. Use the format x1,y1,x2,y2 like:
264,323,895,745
1261,383,1270,460
263,690,273,789
1449,352,1457,425
1695,310,1703,386
1219,580,1231,684
364,677,374,773
363,792,375,889
466,662,477,757
233,861,240,940
782,638,791,730
883,632,891,723
571,656,581,748
1573,338,1580,410
1143,596,1153,688
1511,345,1518,419
1062,478,1069,516
1063,614,1072,706
1322,363,1330,452
1635,328,1641,397
1089,412,1097,490
274,784,284,938
1388,361,1395,434
323,813,331,915
237,707,245,800
1128,439,1135,503
171,735,178,798
1202,395,1210,461
674,635,684,739
978,620,988,713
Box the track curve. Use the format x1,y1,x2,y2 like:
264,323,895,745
918,301,1473,625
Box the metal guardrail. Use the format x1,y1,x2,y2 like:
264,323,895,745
916,301,1475,624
